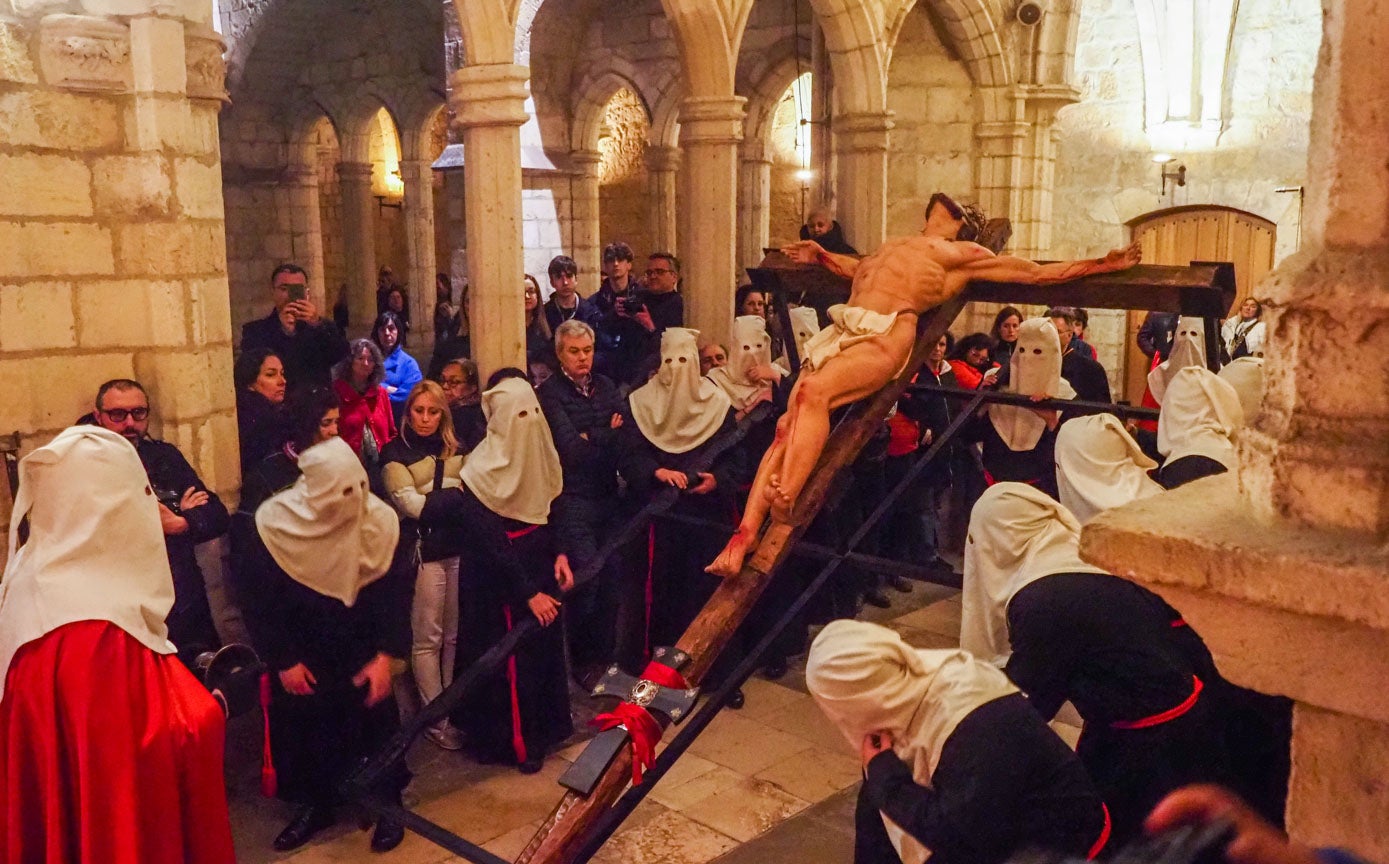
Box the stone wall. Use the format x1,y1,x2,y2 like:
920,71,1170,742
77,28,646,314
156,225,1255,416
0,6,235,558
599,86,654,262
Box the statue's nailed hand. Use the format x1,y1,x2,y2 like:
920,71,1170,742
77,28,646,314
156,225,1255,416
1103,241,1142,271
781,240,825,265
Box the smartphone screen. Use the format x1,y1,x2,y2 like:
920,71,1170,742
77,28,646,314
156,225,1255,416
287,284,307,303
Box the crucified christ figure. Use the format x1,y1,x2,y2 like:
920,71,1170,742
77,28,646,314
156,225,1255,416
705,193,1141,578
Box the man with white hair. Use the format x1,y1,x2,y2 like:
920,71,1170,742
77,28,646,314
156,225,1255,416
0,425,236,863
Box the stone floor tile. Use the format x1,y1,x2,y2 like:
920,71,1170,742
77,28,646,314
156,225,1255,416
736,676,811,721
685,712,818,775
759,698,854,753
890,596,964,638
708,796,857,864
682,775,811,843
482,820,543,859
650,764,747,812
754,746,863,804
589,807,739,864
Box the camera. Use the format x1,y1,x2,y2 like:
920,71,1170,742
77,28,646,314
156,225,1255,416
154,486,182,514
619,296,646,315
1010,820,1234,864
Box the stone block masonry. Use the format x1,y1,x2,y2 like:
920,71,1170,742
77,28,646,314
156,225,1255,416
0,5,236,568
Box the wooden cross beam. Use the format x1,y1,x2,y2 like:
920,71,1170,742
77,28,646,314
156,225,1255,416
513,254,1234,864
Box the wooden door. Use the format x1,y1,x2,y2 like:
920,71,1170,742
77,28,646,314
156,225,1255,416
1122,206,1276,402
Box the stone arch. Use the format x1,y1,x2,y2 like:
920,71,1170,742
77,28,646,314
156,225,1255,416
804,0,889,114
571,58,653,153
885,0,1012,87
452,0,521,66
741,49,813,149
648,77,686,149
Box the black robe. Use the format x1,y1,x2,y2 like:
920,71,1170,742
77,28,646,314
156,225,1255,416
967,413,1062,500
1004,572,1232,843
855,693,1109,864
617,409,741,677
236,529,412,806
424,487,573,765
1157,455,1227,489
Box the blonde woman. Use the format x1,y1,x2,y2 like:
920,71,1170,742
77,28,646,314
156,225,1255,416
380,381,466,750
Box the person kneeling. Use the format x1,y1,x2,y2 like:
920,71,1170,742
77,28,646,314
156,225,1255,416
808,620,1110,864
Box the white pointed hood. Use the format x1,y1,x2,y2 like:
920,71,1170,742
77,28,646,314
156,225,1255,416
807,620,1018,864
461,376,564,524
1055,414,1163,524
1148,316,1208,404
0,426,176,701
256,436,400,606
961,483,1108,667
709,315,775,412
1157,366,1244,469
630,327,732,454
988,318,1074,450
789,306,821,359
1217,356,1264,424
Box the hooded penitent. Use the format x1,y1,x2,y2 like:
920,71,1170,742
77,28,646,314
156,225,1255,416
1147,316,1208,404
1216,355,1264,423
0,425,176,700
709,315,775,411
460,375,564,525
806,620,1018,864
1157,366,1244,470
630,327,733,454
788,305,821,359
988,318,1074,451
961,483,1108,668
1054,414,1163,524
255,436,400,607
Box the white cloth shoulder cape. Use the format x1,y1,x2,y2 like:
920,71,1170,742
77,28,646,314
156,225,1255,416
1217,356,1264,423
708,315,775,412
961,482,1108,667
0,426,176,702
1148,316,1208,404
1157,366,1244,469
630,327,732,454
1055,413,1163,524
807,620,1018,864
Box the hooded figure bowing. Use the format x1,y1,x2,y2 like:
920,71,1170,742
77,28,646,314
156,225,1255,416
617,328,740,674
1156,366,1244,489
422,371,574,773
961,483,1232,843
0,426,236,864
239,435,411,853
966,317,1075,498
807,620,1109,864
1054,413,1164,524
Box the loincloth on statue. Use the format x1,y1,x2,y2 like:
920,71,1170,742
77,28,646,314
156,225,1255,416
800,304,917,376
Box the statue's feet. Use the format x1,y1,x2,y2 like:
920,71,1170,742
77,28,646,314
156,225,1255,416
766,478,801,526
706,530,751,578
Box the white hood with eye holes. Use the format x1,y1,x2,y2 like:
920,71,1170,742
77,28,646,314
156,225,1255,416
709,315,775,412
630,327,732,454
987,318,1073,451
460,376,564,525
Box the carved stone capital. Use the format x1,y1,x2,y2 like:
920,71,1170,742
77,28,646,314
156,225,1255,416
678,96,746,146
39,14,131,93
184,23,226,103
448,63,529,130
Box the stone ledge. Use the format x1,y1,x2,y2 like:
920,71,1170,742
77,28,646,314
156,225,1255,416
1080,474,1389,722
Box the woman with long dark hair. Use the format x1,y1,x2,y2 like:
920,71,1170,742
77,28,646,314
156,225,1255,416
235,347,288,473
372,311,422,425
332,338,396,471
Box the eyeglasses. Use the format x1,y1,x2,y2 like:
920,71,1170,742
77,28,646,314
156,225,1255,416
441,377,467,387
645,268,674,276
100,407,149,422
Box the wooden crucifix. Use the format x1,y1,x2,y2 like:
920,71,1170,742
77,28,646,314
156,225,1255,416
515,223,1234,864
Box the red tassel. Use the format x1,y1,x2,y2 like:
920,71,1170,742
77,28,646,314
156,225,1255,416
259,672,278,798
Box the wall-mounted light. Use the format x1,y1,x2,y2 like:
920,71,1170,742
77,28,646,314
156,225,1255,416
795,168,814,183
1152,153,1186,196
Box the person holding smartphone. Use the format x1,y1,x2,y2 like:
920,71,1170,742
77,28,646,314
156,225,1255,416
241,263,350,394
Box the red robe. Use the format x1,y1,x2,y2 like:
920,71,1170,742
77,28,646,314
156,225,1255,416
1,621,236,864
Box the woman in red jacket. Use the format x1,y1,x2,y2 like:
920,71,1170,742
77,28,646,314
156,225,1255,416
947,332,1000,390
332,338,396,470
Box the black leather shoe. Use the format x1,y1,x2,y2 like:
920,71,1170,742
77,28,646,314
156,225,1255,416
863,589,892,609
518,757,544,775
887,575,913,593
273,805,335,851
727,688,745,710
761,659,789,680
370,816,406,853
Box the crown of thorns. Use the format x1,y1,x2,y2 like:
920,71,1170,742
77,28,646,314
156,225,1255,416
926,193,989,242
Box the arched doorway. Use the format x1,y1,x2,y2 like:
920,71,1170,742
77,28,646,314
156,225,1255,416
1121,205,1276,401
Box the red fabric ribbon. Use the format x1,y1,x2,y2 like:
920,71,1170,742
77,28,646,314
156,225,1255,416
1087,803,1112,860
1111,676,1204,730
259,672,277,798
590,662,690,786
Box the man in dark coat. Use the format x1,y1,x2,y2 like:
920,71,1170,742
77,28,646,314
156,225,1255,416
537,320,629,676
1049,308,1112,406
240,263,349,393
92,378,229,668
582,241,652,386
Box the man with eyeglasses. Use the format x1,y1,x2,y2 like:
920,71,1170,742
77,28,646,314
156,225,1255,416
92,378,229,668
641,252,685,338
240,263,349,393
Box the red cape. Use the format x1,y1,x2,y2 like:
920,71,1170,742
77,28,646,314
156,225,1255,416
1,621,236,864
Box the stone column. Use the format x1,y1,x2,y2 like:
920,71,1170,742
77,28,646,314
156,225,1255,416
569,148,602,296
677,96,746,343
0,6,238,554
833,111,892,254
1080,0,1389,856
451,63,529,376
809,23,835,209
401,157,437,352
283,164,326,308
737,138,773,270
338,161,378,329
643,144,681,255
